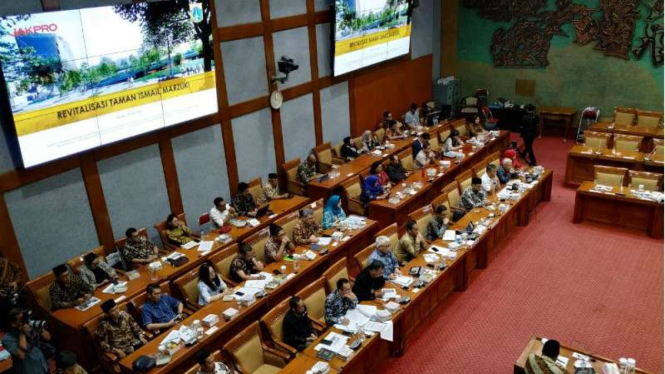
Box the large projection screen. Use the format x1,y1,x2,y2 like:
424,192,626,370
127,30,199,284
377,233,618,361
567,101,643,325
0,1,216,167
333,0,412,77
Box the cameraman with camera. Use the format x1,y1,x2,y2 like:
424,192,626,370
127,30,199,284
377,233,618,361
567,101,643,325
2,308,52,374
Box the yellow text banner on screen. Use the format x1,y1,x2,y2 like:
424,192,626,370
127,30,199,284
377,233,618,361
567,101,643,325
334,24,412,57
13,71,216,136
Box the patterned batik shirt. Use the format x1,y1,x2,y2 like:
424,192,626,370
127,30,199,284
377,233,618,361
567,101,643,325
229,255,257,284
264,238,281,264
296,161,317,184
292,219,323,246
324,290,358,325
122,237,157,263
95,311,144,353
49,274,94,310
460,186,486,211
232,193,257,216
257,183,279,205
367,249,399,279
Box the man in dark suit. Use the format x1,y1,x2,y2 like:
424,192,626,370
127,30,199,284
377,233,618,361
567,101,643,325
520,104,538,166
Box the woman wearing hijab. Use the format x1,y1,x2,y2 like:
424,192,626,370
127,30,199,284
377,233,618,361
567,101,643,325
340,136,360,160
361,130,381,153
360,175,388,206
322,195,347,229
370,161,391,187
503,149,523,169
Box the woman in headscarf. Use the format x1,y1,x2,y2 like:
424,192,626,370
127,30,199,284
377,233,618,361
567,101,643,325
322,195,347,229
361,130,380,153
370,161,391,187
503,149,523,169
360,175,388,206
340,136,360,160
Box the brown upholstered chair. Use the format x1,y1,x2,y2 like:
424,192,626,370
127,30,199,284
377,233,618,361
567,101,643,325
374,128,386,144
25,272,56,314
83,301,153,374
456,169,475,194
274,211,301,243
636,110,662,128
629,171,662,191
260,299,299,356
438,124,451,144
341,175,364,216
154,213,189,252
314,142,344,173
651,139,664,155
374,223,399,251
208,244,240,287
452,118,469,138
354,243,376,272
282,158,305,196
173,269,203,311
442,181,463,211
472,161,488,179
244,227,271,265
322,259,351,293
613,107,637,126
224,322,290,374
353,136,363,150
408,204,434,239
593,165,628,187
332,141,344,160
613,135,642,152
295,278,328,330
248,177,263,204
431,192,451,214
584,131,611,150
397,148,414,171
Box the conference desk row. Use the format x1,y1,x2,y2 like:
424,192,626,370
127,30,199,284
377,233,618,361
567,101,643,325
588,122,664,153
565,145,664,187
574,181,663,239
122,168,552,374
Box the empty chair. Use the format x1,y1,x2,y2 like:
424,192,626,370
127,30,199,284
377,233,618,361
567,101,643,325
397,148,414,170
593,165,628,187
629,171,662,191
224,322,290,374
282,158,305,196
459,96,479,118
613,135,642,152
652,139,664,155
313,142,343,173
636,110,663,128
341,175,364,216
583,131,611,150
248,177,263,204
613,107,636,126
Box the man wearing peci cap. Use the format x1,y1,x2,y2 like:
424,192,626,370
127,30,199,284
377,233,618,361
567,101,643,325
525,339,569,374
49,264,94,311
94,299,147,359
257,173,290,205
460,177,487,211
292,209,323,246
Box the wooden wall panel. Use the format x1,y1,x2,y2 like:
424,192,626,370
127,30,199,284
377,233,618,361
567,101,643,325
352,55,434,135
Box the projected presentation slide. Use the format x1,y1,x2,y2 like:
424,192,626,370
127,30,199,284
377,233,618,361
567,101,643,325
334,0,411,76
0,1,216,167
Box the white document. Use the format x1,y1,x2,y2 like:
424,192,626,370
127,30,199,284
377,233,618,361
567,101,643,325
166,252,184,260
365,321,394,342
314,332,348,353
75,296,101,311
391,276,413,287
346,309,371,325
429,246,450,256
197,241,214,252
317,237,332,246
442,230,456,241
248,218,261,227
102,281,128,294
346,215,367,223
423,254,440,263
356,304,377,317
160,329,181,346
244,280,267,289
181,241,198,250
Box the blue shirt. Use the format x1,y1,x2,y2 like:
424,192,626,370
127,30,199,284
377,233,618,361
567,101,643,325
322,209,346,229
497,166,513,184
142,295,180,327
2,329,49,374
367,249,399,279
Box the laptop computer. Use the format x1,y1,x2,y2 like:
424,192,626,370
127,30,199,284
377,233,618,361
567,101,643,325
255,204,270,218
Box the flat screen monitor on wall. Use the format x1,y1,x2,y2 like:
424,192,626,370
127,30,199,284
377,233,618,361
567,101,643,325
0,0,216,168
333,0,412,77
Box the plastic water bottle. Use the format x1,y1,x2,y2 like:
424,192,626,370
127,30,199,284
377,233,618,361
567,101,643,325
619,358,627,373
626,358,636,374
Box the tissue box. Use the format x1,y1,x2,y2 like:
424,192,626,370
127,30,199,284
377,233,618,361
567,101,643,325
375,309,392,322
385,301,400,313
222,308,239,320
238,293,257,307
311,361,330,374
203,314,219,327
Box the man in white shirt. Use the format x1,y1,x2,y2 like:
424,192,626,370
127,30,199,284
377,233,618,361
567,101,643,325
404,103,420,130
481,164,501,195
209,197,237,229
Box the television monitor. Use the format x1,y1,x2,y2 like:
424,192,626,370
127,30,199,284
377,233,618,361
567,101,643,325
0,0,216,168
333,0,412,77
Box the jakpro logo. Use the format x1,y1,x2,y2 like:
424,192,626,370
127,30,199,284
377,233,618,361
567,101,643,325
11,24,58,36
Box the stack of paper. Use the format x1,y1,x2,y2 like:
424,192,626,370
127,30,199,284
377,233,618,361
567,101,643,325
313,332,348,354
181,241,198,250
197,241,214,252
391,276,413,287
442,230,456,241
317,237,332,246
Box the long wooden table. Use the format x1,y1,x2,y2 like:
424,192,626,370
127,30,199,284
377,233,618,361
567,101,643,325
368,131,511,230
539,106,577,140
118,219,378,374
565,145,664,187
515,337,655,374
589,122,664,152
573,181,663,239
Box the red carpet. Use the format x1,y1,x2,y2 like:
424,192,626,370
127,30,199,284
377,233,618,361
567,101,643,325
379,136,664,374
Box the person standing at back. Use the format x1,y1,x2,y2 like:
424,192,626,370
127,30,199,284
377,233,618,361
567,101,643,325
520,104,538,166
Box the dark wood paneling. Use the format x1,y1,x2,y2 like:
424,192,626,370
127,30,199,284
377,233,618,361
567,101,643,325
0,194,27,282
307,0,323,145
227,96,270,119
41,0,60,11
80,154,114,252
313,10,333,24
352,55,434,136
158,132,184,215
217,22,264,41
281,81,315,101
